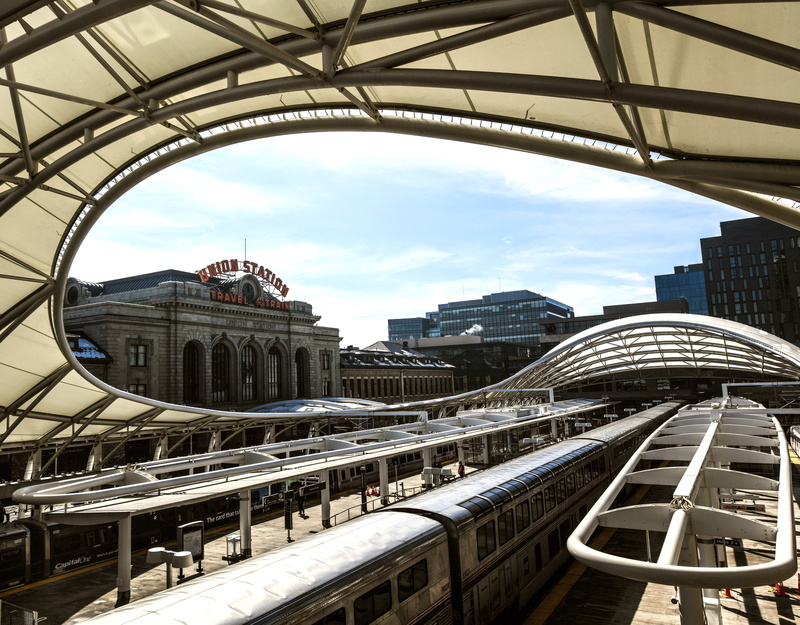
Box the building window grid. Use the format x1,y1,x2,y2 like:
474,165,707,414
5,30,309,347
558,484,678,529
267,347,282,400
212,343,230,403
241,345,256,402
129,344,147,367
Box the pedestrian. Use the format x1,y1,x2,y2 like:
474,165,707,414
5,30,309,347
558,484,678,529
297,491,305,517
457,462,465,479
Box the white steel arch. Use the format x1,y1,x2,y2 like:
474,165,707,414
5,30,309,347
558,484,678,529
2,1,800,452
567,397,796,625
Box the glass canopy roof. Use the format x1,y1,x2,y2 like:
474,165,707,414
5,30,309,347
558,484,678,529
1,1,799,450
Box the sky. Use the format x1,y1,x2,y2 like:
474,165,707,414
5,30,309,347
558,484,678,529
68,132,749,348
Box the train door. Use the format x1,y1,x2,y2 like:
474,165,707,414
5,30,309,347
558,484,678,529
499,559,515,606
476,568,502,622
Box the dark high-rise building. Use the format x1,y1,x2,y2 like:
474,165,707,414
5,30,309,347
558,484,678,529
655,264,708,315
388,313,439,340
701,217,800,344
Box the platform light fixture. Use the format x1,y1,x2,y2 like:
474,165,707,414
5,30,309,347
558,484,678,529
146,547,193,589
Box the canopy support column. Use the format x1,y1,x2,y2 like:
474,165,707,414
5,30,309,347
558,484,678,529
115,515,132,607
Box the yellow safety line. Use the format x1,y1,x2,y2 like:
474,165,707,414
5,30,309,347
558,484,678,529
523,484,652,625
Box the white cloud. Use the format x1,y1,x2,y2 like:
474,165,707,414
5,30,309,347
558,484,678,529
126,164,295,216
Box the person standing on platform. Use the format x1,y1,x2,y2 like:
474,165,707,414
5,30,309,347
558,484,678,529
291,481,306,518
457,462,465,479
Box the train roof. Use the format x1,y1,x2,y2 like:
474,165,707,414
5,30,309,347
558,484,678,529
387,438,604,524
389,403,679,523
86,512,442,624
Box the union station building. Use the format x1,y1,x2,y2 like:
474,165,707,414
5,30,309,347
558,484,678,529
63,260,341,412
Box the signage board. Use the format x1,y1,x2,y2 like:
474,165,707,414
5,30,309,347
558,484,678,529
177,521,204,563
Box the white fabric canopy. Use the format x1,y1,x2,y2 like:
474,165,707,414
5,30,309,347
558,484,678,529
1,1,799,449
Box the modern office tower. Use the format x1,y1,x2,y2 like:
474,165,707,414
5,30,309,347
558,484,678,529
388,314,438,340
701,216,800,345
655,264,709,315
390,290,573,350
436,290,573,347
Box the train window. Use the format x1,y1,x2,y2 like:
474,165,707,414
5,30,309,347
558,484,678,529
476,521,496,560
547,529,560,559
459,496,494,519
312,607,346,625
516,501,531,531
483,488,511,507
559,519,571,549
565,473,575,497
354,580,392,625
532,492,544,520
54,534,82,553
575,466,585,489
555,479,566,504
543,486,555,512
0,548,21,562
499,479,525,497
498,509,514,546
398,560,428,602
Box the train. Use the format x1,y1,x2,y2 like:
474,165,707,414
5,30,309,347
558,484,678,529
72,401,682,625
0,444,458,591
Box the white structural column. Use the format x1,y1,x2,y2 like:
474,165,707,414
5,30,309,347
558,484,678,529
239,488,252,557
320,469,331,527
116,515,132,606
379,458,389,506
23,450,42,481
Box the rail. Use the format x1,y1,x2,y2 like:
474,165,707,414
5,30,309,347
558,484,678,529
328,483,429,527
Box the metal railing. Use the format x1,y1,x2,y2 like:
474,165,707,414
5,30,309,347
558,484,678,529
327,484,428,527
0,601,38,625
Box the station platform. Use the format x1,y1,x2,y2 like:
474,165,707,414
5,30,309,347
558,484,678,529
522,474,800,625
5,459,800,625
2,464,463,624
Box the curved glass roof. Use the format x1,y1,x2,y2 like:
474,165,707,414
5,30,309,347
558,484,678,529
1,1,800,449
485,313,800,397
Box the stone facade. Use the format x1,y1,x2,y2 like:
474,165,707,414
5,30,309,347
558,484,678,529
340,342,455,403
63,273,341,411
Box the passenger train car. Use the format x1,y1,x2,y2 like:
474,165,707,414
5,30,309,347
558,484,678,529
76,401,682,625
0,444,457,590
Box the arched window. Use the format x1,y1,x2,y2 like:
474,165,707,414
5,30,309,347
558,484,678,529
241,345,256,402
267,346,282,400
212,343,230,403
183,342,200,403
295,350,308,398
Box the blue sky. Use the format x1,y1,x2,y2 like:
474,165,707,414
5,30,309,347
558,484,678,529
69,132,749,348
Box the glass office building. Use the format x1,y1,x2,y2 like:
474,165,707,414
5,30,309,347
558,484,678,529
391,290,573,348
655,264,708,315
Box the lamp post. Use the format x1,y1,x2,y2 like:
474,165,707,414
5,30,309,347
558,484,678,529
146,547,194,589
